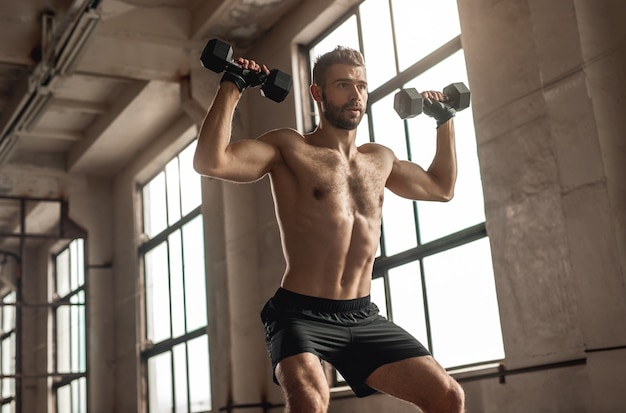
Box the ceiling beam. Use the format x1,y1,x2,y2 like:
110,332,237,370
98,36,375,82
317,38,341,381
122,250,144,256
49,98,108,114
190,0,232,41
16,128,83,142
67,79,149,172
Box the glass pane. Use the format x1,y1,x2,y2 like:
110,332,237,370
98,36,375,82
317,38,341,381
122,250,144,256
371,93,418,255
70,293,86,373
310,15,360,61
1,335,15,399
78,293,86,372
71,303,79,372
388,261,429,349
423,238,505,368
3,292,16,332
145,243,172,342
370,277,387,318
1,401,13,413
143,172,168,238
182,216,207,332
78,377,87,413
404,50,485,243
370,88,407,154
71,378,83,413
392,0,461,72
179,142,202,216
148,352,173,413
56,249,70,297
57,384,71,413
173,344,189,412
168,230,185,338
188,335,211,412
57,306,70,373
359,0,396,90
70,239,79,290
166,157,182,225
74,239,85,287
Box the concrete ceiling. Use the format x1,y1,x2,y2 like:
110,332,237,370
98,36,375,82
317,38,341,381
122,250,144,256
0,0,304,176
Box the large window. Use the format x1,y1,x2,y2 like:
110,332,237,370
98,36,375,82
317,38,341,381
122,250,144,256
307,0,504,374
53,238,87,413
139,141,211,413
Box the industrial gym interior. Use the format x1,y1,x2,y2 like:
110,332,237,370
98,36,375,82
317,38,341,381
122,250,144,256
0,0,624,412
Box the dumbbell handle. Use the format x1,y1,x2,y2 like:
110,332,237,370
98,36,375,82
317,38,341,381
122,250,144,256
221,63,268,92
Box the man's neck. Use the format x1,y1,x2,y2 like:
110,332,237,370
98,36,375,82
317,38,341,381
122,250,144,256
307,124,358,157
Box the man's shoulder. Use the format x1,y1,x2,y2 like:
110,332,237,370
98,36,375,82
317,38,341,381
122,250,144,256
358,142,395,158
259,128,304,146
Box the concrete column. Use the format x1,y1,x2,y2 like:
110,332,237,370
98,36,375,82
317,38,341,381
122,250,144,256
70,175,115,413
458,0,626,409
112,176,141,412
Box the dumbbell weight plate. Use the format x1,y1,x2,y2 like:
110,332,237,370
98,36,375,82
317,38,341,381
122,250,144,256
200,39,233,73
394,88,423,119
261,70,293,103
442,82,471,111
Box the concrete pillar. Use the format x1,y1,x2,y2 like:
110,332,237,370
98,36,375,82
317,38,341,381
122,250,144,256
69,175,115,413
200,86,285,411
458,0,626,409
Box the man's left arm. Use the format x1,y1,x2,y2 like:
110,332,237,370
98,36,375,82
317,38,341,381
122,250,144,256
386,110,457,202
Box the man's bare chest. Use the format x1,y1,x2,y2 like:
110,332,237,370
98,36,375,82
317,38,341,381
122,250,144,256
289,149,388,213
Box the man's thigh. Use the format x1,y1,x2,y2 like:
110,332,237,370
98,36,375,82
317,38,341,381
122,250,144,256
365,356,457,407
276,353,330,401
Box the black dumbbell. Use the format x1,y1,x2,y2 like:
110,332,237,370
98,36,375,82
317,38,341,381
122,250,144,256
394,82,471,119
200,38,292,103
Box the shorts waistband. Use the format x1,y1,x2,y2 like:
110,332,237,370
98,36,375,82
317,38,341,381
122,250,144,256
273,288,370,313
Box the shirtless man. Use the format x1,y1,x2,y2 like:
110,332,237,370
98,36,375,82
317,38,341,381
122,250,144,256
194,46,465,413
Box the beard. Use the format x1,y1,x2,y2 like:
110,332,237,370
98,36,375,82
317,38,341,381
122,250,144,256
321,96,364,130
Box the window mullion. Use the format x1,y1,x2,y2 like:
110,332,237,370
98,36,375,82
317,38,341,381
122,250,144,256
178,229,187,335
419,259,434,354
387,0,401,75
166,239,174,340
186,342,192,412
170,348,176,411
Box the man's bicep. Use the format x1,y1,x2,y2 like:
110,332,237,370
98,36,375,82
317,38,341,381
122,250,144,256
386,159,444,201
223,138,281,182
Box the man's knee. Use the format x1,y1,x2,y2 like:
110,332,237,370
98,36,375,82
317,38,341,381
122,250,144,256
432,380,465,413
284,384,329,413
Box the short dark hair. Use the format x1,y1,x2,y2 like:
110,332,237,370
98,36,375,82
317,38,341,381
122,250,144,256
312,46,366,87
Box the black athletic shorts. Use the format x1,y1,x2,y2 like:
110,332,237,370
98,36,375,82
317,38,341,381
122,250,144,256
260,288,431,398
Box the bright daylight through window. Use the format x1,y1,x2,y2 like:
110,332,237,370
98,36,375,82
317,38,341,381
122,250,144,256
307,0,504,376
140,141,211,413
53,238,87,413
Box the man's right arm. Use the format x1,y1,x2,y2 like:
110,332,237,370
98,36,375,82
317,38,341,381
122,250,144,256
193,81,281,183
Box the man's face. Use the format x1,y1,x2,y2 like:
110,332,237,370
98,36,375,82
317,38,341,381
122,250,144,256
318,64,368,130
